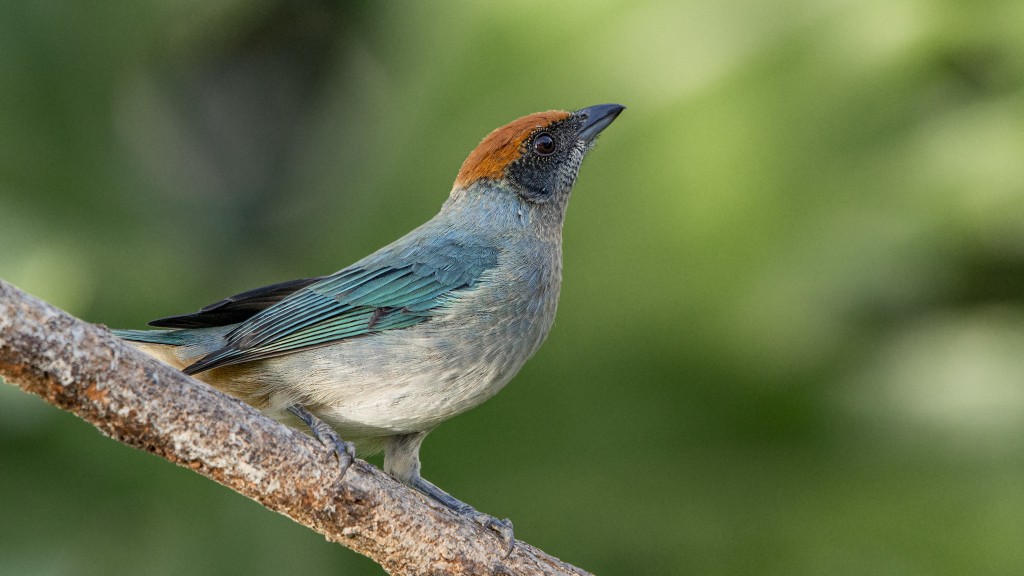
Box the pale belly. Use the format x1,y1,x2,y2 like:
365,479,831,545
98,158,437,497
247,282,558,440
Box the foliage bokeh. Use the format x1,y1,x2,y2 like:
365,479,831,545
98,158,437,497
2,1,1023,574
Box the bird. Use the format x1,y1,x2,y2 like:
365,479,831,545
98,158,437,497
114,103,625,553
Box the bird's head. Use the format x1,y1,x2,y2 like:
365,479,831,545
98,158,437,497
451,104,625,207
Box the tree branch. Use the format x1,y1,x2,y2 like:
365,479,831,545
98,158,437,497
0,279,592,576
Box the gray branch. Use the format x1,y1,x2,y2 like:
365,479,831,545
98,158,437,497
0,279,593,576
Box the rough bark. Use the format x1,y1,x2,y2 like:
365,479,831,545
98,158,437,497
0,279,593,576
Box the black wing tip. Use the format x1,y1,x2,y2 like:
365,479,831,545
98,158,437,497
147,275,327,329
148,314,207,329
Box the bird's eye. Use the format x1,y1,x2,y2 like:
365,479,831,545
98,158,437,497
533,133,556,156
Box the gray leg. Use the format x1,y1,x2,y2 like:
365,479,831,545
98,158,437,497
386,432,515,556
288,404,355,475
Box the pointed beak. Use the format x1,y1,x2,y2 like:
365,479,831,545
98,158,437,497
575,103,626,143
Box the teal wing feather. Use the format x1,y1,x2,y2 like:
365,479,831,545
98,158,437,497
183,237,499,375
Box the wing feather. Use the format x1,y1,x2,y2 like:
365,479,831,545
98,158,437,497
182,236,499,375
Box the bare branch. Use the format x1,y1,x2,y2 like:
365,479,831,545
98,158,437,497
0,279,593,576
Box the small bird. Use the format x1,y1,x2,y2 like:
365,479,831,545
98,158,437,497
115,103,624,551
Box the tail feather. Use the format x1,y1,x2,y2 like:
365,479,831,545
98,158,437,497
113,327,231,371
112,329,196,346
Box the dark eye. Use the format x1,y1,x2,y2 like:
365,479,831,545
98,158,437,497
533,133,555,156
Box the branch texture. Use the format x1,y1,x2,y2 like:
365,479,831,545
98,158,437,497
0,279,592,576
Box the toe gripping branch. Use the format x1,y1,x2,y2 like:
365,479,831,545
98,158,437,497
412,475,515,557
288,404,355,474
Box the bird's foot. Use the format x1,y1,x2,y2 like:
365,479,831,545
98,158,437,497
412,476,515,556
468,511,514,557
287,404,355,475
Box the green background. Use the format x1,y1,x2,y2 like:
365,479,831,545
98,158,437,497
2,1,1023,574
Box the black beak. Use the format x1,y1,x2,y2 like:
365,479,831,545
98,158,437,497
576,103,626,143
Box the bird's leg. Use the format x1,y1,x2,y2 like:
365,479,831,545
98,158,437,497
386,432,515,556
287,404,355,474
412,475,515,555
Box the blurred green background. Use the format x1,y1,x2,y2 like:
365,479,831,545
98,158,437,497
2,1,1023,574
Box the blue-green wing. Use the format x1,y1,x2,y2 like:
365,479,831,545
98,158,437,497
183,238,499,374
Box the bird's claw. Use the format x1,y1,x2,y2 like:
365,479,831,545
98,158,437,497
317,427,356,474
287,404,354,477
405,448,515,556
471,511,515,557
